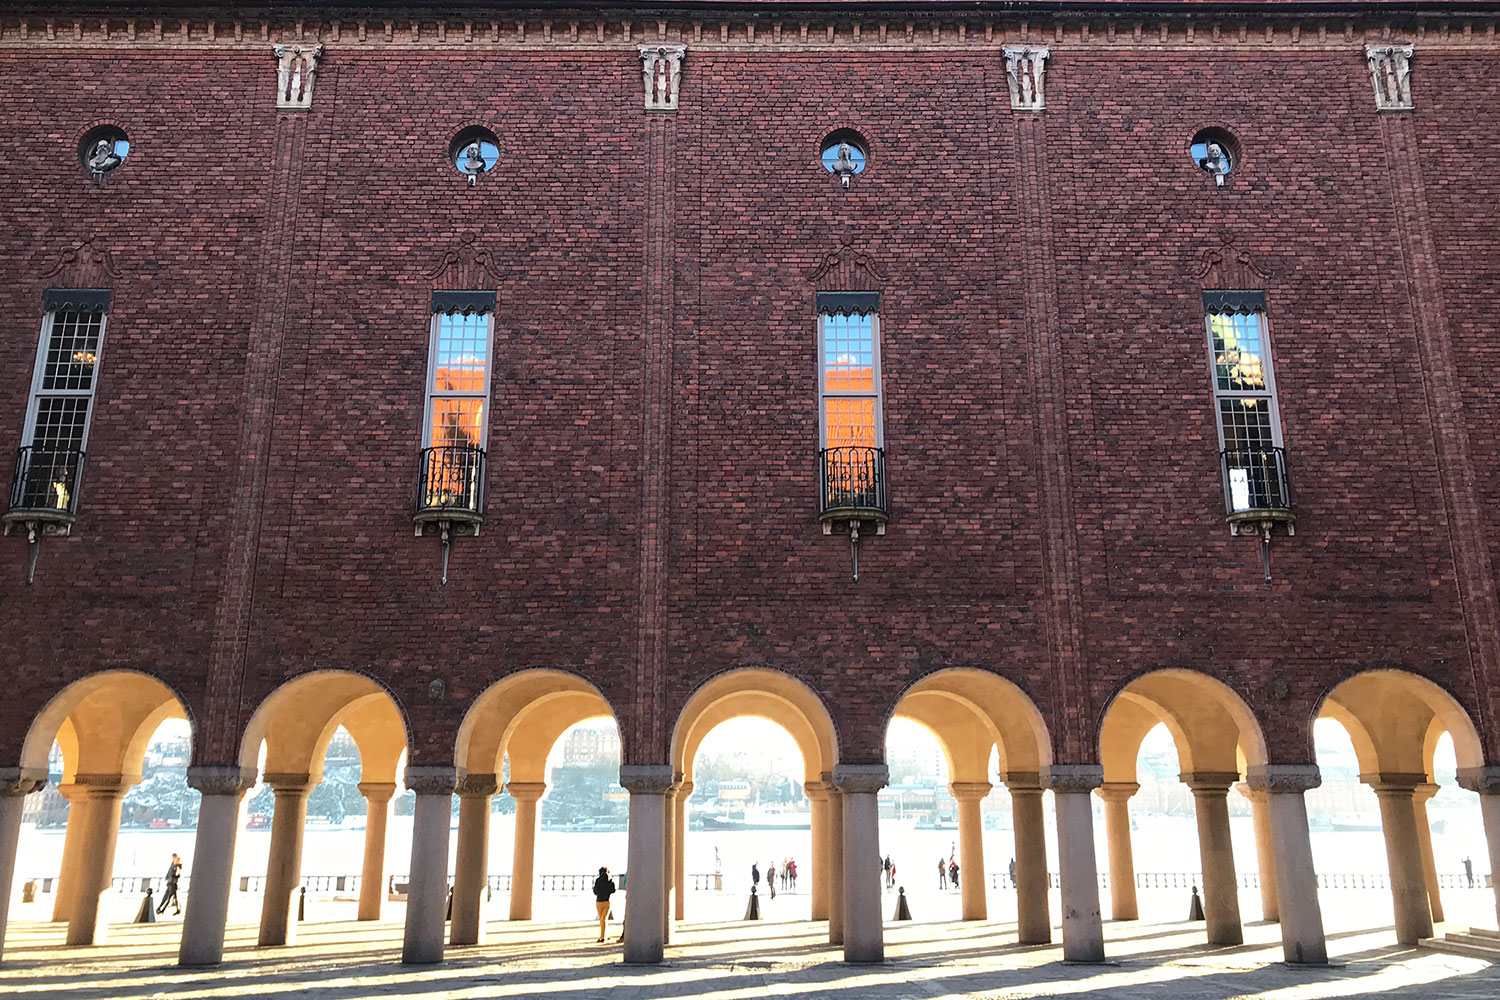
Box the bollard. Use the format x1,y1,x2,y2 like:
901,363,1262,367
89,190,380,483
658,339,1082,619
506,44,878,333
1188,884,1205,921
744,885,760,920
298,885,307,922
894,886,913,921
134,887,157,924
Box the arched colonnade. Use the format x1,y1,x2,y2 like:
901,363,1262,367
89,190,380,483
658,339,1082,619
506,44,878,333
1,665,1498,970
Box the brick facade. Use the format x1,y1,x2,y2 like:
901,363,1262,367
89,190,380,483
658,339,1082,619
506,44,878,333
2,2,1497,769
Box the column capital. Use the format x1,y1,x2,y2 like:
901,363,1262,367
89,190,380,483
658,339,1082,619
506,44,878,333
1413,782,1441,804
803,780,831,801
186,765,258,796
1245,764,1321,793
1235,782,1265,803
1456,765,1500,794
1181,771,1242,794
1003,770,1044,793
833,763,889,794
404,765,457,796
72,772,139,797
677,780,694,797
1043,764,1103,793
1361,772,1429,795
0,766,47,797
618,764,674,794
948,781,992,802
456,774,500,798
1096,781,1140,803
505,781,547,803
263,771,315,794
357,781,399,803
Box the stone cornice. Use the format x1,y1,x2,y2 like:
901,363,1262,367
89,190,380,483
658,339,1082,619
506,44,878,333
1,11,1497,53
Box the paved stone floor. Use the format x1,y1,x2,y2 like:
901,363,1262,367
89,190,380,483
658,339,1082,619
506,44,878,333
2,905,1497,999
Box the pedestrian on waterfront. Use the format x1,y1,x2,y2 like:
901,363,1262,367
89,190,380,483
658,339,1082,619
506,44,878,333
767,863,777,898
1009,857,1016,887
156,853,182,915
751,862,760,889
888,861,897,890
938,857,948,889
949,860,960,889
592,867,616,942
1464,856,1474,887
787,858,798,891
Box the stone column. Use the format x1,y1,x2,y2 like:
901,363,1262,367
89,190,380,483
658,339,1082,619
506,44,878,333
0,769,46,961
1413,782,1444,925
673,781,691,921
257,773,312,947
450,774,498,946
1365,772,1433,944
805,779,831,922
356,781,397,922
834,764,887,964
620,765,672,963
662,775,681,945
950,781,990,921
1183,772,1244,946
401,766,456,964
1006,772,1051,944
1248,765,1327,964
1239,785,1279,922
1046,765,1105,963
1096,782,1139,921
178,766,256,966
1457,765,1500,929
507,781,546,922
827,784,845,945
50,783,88,923
66,773,132,946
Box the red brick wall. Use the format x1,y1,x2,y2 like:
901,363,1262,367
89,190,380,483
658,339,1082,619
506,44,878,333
0,6,1495,770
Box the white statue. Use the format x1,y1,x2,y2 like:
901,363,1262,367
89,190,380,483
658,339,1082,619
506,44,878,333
461,142,486,186
86,139,121,184
831,143,858,188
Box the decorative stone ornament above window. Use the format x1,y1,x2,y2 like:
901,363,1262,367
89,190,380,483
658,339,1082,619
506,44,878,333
639,45,685,111
273,43,322,110
1004,46,1050,112
1366,44,1414,111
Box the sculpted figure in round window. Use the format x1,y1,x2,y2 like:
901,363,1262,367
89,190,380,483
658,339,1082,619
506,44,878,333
1190,128,1239,188
449,126,500,187
820,129,869,189
78,126,129,185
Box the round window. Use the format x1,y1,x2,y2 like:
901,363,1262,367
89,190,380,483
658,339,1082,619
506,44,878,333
79,125,129,178
820,129,869,187
450,126,500,182
1189,128,1239,185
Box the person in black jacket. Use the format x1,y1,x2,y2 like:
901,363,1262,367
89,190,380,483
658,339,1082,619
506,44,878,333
592,867,616,942
156,853,182,915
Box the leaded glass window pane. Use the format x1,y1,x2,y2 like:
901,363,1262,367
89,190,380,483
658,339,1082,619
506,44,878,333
41,311,103,392
424,309,492,451
823,313,875,393
1209,312,1266,393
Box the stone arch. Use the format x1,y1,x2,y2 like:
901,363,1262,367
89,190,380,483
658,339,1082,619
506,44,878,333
888,667,1051,781
22,669,191,777
671,668,838,781
1099,668,1268,780
455,668,618,779
1317,669,1483,775
239,670,410,783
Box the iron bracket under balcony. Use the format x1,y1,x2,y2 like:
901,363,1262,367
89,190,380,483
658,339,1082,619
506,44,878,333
4,446,85,583
818,446,889,581
413,445,486,585
1222,446,1295,583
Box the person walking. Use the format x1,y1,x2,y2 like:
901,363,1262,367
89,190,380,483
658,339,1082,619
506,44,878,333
787,858,798,891
767,863,777,898
592,867,616,942
1009,857,1016,888
156,853,182,915
938,857,948,889
949,860,960,889
751,862,760,889
1464,856,1474,888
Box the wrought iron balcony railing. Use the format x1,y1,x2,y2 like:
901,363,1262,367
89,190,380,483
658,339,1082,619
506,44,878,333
6,446,85,522
1221,446,1292,518
818,446,889,524
414,445,486,523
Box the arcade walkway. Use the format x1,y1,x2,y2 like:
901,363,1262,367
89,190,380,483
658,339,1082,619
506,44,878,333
1,904,1495,999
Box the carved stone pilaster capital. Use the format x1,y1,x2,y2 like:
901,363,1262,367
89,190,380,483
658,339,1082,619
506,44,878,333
639,44,685,111
357,781,399,803
456,774,500,798
1180,771,1242,795
1413,782,1441,804
676,781,694,798
263,771,315,794
802,780,831,802
1245,764,1321,793
618,764,674,794
833,763,889,795
1096,781,1140,803
1042,764,1103,794
1003,45,1050,112
0,767,47,797
505,781,547,803
1361,771,1429,796
273,43,322,110
1365,43,1414,111
403,765,458,796
1457,765,1500,795
948,781,992,802
186,765,258,797
1003,771,1045,794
